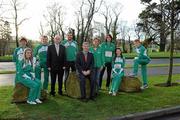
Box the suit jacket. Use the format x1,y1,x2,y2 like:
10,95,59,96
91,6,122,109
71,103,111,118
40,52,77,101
75,51,94,74
47,44,66,71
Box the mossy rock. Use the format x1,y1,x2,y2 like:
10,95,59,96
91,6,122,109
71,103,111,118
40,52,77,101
12,83,47,103
66,72,90,98
120,76,141,92
40,89,47,100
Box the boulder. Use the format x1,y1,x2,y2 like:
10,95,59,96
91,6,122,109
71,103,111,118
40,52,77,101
12,83,47,103
120,76,141,92
66,72,90,98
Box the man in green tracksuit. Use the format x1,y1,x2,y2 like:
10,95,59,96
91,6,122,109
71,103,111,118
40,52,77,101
131,39,150,89
13,37,28,84
34,36,49,90
89,38,104,97
99,34,115,89
61,33,78,90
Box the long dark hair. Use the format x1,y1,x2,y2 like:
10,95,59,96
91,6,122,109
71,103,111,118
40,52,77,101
105,34,113,42
114,48,123,61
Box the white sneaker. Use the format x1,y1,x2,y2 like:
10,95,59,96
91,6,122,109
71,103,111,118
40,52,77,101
27,101,37,105
109,91,112,95
35,99,42,104
140,84,148,90
112,92,117,96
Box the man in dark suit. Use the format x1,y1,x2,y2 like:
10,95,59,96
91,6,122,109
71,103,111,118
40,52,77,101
47,35,66,96
76,42,94,101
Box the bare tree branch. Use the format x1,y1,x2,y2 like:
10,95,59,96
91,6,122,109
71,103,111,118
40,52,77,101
17,17,29,26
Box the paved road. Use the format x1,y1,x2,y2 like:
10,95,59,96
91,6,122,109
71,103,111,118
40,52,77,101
126,58,180,65
148,113,180,120
0,62,15,71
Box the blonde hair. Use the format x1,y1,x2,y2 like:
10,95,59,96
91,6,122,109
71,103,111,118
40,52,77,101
23,48,33,64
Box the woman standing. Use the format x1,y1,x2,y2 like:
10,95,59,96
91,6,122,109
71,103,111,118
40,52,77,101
99,34,115,89
17,48,42,105
130,39,150,90
109,48,125,96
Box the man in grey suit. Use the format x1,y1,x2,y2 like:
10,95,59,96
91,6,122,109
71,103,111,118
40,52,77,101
76,42,94,102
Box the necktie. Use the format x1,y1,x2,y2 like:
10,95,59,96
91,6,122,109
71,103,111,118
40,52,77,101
85,55,87,62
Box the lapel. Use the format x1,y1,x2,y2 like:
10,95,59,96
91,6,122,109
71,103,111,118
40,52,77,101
81,52,86,63
86,52,89,63
58,44,61,56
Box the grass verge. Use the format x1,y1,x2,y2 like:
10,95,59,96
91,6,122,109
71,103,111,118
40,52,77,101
0,74,180,120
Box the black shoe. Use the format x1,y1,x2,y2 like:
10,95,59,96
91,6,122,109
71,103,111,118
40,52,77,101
83,98,88,102
89,97,96,101
58,92,63,96
79,98,88,102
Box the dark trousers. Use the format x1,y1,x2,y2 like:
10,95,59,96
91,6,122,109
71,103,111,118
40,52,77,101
50,69,64,95
99,62,112,88
78,73,94,99
92,67,101,95
64,61,76,90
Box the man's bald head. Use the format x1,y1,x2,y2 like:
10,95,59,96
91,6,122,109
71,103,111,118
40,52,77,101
54,35,61,44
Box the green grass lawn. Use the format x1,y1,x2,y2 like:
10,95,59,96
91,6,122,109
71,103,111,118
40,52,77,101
0,74,180,120
124,52,180,58
0,55,12,61
0,70,16,74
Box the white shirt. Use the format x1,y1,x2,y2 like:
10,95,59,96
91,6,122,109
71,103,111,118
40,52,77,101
55,43,59,56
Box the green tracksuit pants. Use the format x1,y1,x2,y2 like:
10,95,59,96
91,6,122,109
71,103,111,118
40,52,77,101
110,72,124,93
35,63,49,90
133,58,149,85
19,78,41,102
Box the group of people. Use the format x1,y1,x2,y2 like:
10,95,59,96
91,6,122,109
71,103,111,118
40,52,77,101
13,32,150,104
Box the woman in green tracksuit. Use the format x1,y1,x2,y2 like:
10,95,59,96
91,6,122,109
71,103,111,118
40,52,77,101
13,37,27,84
17,48,42,105
109,48,125,96
131,39,150,90
99,34,115,89
34,36,49,90
89,38,104,97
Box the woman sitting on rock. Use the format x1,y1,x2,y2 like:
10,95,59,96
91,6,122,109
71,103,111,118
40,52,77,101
109,48,125,96
17,48,42,105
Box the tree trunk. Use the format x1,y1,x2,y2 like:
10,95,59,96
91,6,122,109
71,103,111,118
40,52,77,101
122,39,127,53
15,5,19,47
159,32,166,52
167,0,174,86
128,36,133,53
15,24,19,47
